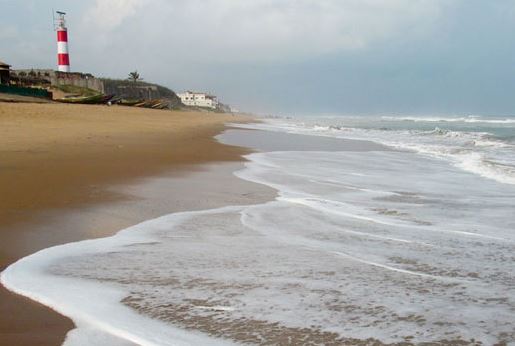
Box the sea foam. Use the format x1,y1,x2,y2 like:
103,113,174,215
2,126,515,345
1,209,237,346
231,116,515,185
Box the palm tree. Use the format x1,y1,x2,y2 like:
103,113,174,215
128,71,142,83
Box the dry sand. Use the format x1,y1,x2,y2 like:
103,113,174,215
0,102,256,345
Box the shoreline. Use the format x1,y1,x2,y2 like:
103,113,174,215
2,119,391,345
2,163,276,346
0,102,263,345
3,106,511,344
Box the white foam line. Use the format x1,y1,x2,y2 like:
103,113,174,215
307,178,385,194
1,250,187,346
241,209,463,283
331,251,469,283
1,205,250,346
279,196,415,227
240,205,460,281
195,306,235,312
281,196,508,242
381,116,515,124
165,236,195,238
238,163,511,243
237,159,507,243
439,229,505,240
336,227,422,245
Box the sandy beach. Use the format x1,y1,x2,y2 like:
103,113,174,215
2,102,513,345
0,102,260,345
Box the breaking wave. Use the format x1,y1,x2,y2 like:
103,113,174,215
381,115,515,124
233,116,515,185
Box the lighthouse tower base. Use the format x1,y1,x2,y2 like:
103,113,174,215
58,66,71,73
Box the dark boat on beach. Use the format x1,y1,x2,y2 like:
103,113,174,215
56,93,106,104
119,99,143,106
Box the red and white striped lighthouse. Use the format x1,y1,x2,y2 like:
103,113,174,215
55,11,70,72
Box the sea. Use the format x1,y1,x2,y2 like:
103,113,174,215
2,114,514,345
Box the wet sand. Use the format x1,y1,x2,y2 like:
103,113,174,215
218,127,388,152
0,102,260,345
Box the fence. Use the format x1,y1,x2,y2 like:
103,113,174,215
0,85,52,99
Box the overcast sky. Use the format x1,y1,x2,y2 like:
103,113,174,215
1,0,515,115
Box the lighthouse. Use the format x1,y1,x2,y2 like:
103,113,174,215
55,11,70,72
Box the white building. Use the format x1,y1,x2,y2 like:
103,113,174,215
178,91,218,109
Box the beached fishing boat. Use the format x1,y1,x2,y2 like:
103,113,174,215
117,99,167,109
151,101,168,109
119,99,143,106
56,93,105,104
134,101,148,107
133,100,159,108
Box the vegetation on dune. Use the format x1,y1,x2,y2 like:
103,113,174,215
55,84,100,97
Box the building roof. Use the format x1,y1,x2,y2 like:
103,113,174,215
183,90,204,95
180,90,217,98
0,60,10,71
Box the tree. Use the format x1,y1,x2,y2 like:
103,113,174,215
128,71,142,83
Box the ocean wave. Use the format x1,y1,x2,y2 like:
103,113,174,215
378,141,515,185
455,153,515,185
414,128,513,149
471,138,512,148
416,127,479,138
231,119,515,185
381,115,515,124
240,119,515,185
